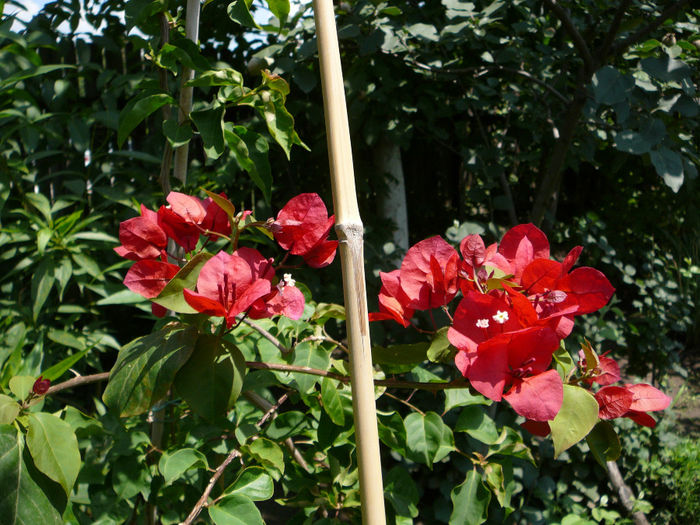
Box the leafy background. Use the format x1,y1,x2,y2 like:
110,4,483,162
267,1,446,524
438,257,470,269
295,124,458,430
0,0,698,524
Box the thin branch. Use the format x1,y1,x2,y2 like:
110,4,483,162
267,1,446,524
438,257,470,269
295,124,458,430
402,56,569,104
299,334,348,353
544,0,596,73
244,391,311,472
181,449,241,525
46,372,110,396
239,317,292,354
597,0,632,59
245,361,470,391
606,460,651,525
610,0,691,57
383,391,425,416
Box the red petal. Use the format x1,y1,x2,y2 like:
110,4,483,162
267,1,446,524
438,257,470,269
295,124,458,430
228,278,272,320
400,236,459,309
183,288,227,317
503,370,563,421
166,191,206,224
521,259,561,295
273,193,333,255
557,267,615,315
447,292,520,353
498,224,550,280
116,215,167,261
624,383,671,412
625,411,657,428
466,339,509,401
157,206,201,252
124,260,179,298
303,240,338,268
460,234,486,267
561,246,583,274
253,285,306,320
151,302,168,318
522,419,551,437
593,356,620,386
595,386,634,419
502,283,538,327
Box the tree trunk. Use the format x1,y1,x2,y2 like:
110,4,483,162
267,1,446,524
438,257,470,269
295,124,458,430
374,137,409,256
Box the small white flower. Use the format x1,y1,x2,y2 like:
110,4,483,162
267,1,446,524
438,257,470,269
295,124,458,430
277,273,296,291
475,319,490,329
492,310,509,324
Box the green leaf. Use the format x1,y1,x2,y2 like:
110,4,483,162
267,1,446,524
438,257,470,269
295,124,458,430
549,384,599,457
118,93,175,147
224,466,274,501
267,0,289,27
455,406,500,445
592,66,633,105
384,466,419,518
102,325,198,417
404,411,455,467
153,252,214,313
162,119,193,148
191,105,226,159
427,327,456,363
552,343,575,381
259,94,301,159
487,427,534,464
202,188,236,226
225,125,272,204
208,494,264,525
650,146,684,192
483,460,514,513
227,0,261,29
158,448,208,485
0,425,63,525
372,342,429,366
586,420,621,468
9,376,35,400
444,388,491,413
174,335,245,421
285,341,330,394
321,377,345,426
266,411,307,440
32,259,55,320
26,412,81,497
187,68,244,87
241,438,284,480
449,470,491,525
40,349,88,381
0,395,20,425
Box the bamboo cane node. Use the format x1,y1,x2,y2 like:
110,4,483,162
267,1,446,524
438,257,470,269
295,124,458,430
334,221,364,242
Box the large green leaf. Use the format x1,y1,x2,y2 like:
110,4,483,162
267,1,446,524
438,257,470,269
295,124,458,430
0,395,20,425
0,425,63,525
285,341,330,394
153,252,213,313
117,93,175,147
592,66,633,105
650,146,684,192
549,384,599,457
158,448,208,485
404,411,455,467
586,420,621,468
372,342,429,366
174,335,246,420
32,259,55,320
449,470,491,525
225,125,272,204
224,466,274,501
267,0,290,27
25,412,80,497
455,406,500,445
241,438,284,480
191,105,226,159
227,0,261,29
102,324,198,416
321,377,346,426
384,466,419,518
208,494,264,525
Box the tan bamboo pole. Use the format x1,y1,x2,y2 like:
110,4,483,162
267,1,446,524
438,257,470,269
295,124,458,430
312,1,386,523
172,0,200,184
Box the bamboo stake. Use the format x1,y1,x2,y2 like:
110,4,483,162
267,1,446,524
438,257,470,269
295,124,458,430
172,0,200,184
312,1,386,523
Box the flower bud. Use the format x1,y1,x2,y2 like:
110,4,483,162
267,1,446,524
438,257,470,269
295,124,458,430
33,376,51,395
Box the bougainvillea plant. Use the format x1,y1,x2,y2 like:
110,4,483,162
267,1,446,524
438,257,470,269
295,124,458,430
369,224,670,458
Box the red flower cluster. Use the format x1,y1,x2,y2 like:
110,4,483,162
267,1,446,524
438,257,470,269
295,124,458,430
115,191,338,325
371,224,627,422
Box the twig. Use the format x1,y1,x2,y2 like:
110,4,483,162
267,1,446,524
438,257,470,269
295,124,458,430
46,372,110,396
544,0,596,73
243,391,311,472
606,460,651,525
180,449,241,525
245,361,470,391
383,391,425,416
238,317,292,354
610,0,691,57
299,334,348,353
597,0,632,59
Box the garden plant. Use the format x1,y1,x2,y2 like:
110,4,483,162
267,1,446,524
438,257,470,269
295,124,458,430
0,0,697,524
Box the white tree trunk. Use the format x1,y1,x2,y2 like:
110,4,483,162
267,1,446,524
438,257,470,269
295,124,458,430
374,138,409,255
